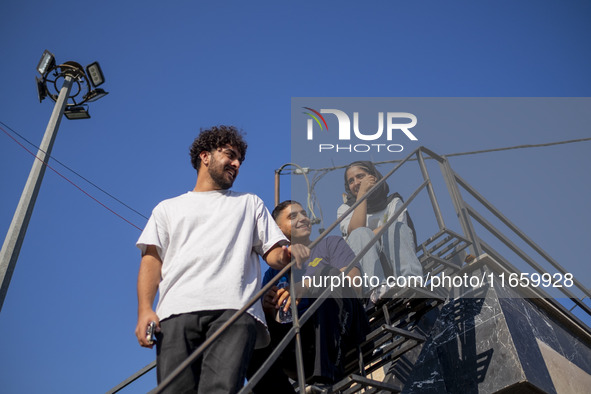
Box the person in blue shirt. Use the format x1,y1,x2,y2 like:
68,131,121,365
247,200,370,393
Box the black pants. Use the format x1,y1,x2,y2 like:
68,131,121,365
156,309,257,394
247,298,369,394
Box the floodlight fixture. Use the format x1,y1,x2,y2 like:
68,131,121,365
84,88,109,103
0,50,111,312
86,62,105,87
64,105,91,120
61,61,85,78
35,76,47,103
36,50,55,75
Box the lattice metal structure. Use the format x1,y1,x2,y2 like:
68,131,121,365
108,146,591,393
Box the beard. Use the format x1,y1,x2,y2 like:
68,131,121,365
208,156,236,189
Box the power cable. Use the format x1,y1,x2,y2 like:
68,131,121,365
0,120,149,221
282,136,591,232
277,163,319,224
291,137,591,173
0,123,143,231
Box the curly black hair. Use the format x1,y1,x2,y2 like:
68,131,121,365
189,125,248,171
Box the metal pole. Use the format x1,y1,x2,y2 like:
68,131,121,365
438,157,482,257
416,149,446,230
0,76,73,312
289,268,306,393
275,169,280,207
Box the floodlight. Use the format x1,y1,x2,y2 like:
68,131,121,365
85,62,105,87
3,50,111,312
64,105,91,120
36,50,55,75
84,88,109,102
35,76,47,103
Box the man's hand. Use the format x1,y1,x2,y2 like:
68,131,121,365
264,243,293,270
264,243,311,270
273,284,292,312
262,286,279,315
282,245,293,267
263,283,301,317
272,284,300,313
290,244,310,269
136,245,162,349
135,309,160,348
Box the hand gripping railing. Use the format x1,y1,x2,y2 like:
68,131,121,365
107,147,436,393
242,167,429,392
107,146,590,392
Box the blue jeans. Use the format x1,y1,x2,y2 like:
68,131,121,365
346,220,423,291
156,309,257,394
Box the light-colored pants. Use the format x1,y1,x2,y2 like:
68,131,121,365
346,222,423,291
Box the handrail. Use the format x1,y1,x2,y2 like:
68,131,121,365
106,361,156,393
108,147,424,393
149,260,298,393
465,202,591,303
444,160,591,324
477,239,591,341
108,145,590,392
417,149,445,229
243,155,430,392
455,171,589,293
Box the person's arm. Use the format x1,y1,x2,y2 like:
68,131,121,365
269,286,300,316
263,243,292,269
346,175,377,234
135,245,162,348
347,199,369,234
265,244,312,313
372,225,383,236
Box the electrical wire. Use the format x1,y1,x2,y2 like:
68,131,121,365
283,136,591,231
276,163,320,225
0,123,144,231
0,120,149,221
297,137,591,173
4,117,588,235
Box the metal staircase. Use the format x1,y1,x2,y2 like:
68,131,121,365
320,226,468,394
108,147,591,393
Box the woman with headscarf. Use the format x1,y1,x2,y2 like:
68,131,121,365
337,161,423,298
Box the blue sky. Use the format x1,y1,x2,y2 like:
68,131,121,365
0,1,590,393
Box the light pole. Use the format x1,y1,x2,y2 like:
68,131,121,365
0,50,109,312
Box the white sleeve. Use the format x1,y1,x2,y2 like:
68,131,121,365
252,197,289,256
337,203,353,237
136,204,169,259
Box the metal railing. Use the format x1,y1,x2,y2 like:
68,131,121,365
440,153,590,305
108,146,591,393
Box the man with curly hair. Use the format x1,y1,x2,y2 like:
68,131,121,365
135,125,291,394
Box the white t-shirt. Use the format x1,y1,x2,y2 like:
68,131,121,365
137,190,287,347
337,196,406,237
